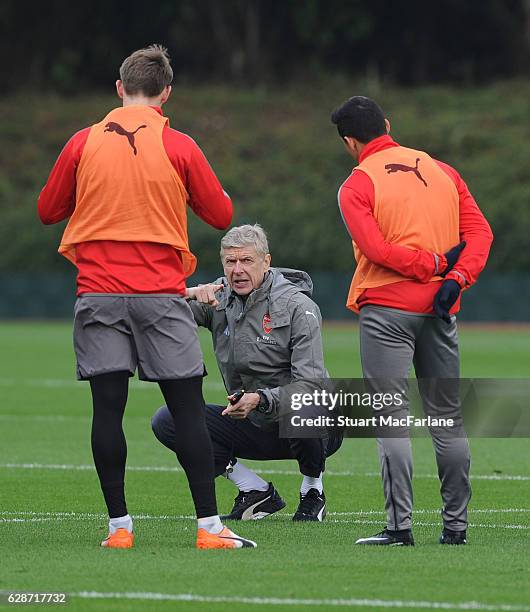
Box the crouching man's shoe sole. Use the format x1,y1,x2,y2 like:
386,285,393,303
356,529,414,546
196,526,257,549
101,528,134,548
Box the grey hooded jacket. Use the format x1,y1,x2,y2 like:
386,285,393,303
188,268,327,430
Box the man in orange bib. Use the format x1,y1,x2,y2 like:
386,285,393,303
331,96,493,546
38,45,256,550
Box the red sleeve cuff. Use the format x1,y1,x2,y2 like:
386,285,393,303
445,270,468,288
434,253,447,276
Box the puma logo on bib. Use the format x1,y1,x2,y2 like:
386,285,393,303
385,158,427,187
104,122,147,156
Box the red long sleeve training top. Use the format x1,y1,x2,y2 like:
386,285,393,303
38,107,232,295
338,135,493,314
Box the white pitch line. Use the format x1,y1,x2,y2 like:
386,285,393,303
319,519,530,531
1,511,528,530
351,472,530,482
0,463,96,471
329,508,530,515
72,590,530,610
0,511,194,519
3,509,528,518
0,511,106,517
0,463,182,472
0,462,528,481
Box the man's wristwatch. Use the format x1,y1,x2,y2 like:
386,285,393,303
255,389,272,415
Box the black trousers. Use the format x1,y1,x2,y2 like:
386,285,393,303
152,404,341,478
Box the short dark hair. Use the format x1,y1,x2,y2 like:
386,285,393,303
119,44,173,97
331,96,386,143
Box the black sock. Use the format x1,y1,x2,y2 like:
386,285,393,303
158,376,217,518
89,371,130,518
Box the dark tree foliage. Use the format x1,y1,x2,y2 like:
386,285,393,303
0,0,527,92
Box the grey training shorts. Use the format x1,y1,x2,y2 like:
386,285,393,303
73,294,204,381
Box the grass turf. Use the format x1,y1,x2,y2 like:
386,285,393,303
0,321,529,611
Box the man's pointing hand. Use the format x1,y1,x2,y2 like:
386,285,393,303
185,283,224,307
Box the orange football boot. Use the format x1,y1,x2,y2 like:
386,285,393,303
196,526,257,549
101,528,134,548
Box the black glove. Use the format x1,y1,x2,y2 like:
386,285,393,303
434,280,461,324
441,241,466,277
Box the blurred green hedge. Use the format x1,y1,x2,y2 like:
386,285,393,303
1,78,528,274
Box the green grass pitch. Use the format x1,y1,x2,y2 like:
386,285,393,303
0,321,529,611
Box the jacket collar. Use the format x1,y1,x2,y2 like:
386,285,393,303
359,134,399,163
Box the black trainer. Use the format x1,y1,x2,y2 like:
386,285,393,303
292,488,326,521
221,482,286,520
440,528,467,545
356,528,415,546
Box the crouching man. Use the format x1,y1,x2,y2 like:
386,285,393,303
152,224,343,521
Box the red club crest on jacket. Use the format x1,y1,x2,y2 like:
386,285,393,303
262,313,272,334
